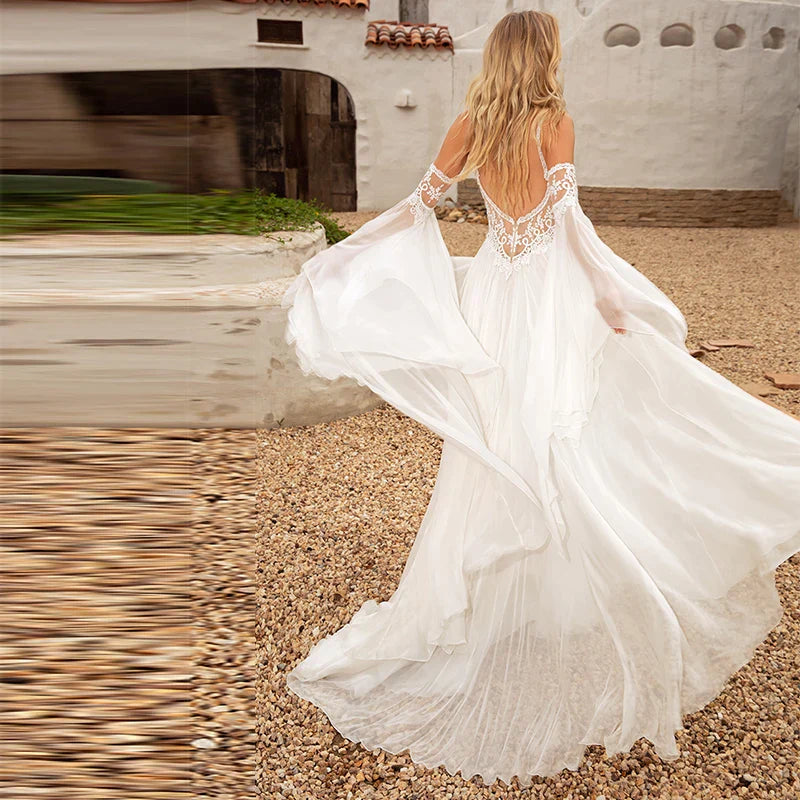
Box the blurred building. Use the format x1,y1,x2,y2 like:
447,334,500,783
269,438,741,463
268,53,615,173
2,0,798,221
0,68,356,207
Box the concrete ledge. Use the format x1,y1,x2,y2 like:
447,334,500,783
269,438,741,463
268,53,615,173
0,281,294,308
0,227,327,289
0,230,324,258
0,227,382,428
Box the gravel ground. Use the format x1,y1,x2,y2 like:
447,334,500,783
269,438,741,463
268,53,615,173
2,428,257,800
259,215,800,798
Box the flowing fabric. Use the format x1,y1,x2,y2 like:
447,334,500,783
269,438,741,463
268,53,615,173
280,123,800,785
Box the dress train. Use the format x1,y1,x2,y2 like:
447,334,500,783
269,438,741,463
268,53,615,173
279,127,800,784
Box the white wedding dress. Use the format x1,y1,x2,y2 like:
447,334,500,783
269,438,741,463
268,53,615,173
280,122,800,786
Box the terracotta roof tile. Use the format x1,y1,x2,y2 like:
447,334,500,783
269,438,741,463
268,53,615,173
365,20,453,50
263,0,369,8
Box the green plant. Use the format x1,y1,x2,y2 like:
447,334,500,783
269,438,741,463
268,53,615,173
0,189,350,244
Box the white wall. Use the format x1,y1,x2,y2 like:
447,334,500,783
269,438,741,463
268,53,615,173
558,0,800,191
450,0,800,196
2,0,798,210
782,106,800,216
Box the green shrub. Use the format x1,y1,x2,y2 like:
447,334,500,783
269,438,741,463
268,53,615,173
0,189,350,244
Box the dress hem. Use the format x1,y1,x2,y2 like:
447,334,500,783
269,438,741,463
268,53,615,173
285,538,799,787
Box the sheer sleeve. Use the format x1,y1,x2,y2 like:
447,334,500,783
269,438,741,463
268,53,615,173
546,162,579,218
541,118,627,332
544,118,687,345
409,162,454,222
408,111,468,222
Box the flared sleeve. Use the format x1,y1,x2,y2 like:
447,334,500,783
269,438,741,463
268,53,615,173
279,161,497,383
547,160,688,346
280,152,555,552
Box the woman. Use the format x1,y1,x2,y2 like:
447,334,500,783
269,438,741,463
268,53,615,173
280,10,800,786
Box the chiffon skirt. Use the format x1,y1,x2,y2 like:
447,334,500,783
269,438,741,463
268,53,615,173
283,209,800,786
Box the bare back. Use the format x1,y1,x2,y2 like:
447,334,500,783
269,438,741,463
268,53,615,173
477,135,549,221
431,113,576,221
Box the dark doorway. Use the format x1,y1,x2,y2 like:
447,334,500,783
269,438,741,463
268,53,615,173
1,68,358,210
253,69,357,211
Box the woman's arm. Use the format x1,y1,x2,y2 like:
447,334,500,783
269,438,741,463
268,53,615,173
545,115,626,334
411,113,471,214
433,111,471,178
543,112,575,168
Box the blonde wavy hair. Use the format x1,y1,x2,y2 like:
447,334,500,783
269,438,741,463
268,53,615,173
452,10,567,211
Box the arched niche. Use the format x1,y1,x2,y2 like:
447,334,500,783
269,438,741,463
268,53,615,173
762,27,785,50
714,24,746,51
605,24,641,48
660,23,695,48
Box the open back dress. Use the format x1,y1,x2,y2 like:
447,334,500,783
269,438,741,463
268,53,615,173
279,116,800,786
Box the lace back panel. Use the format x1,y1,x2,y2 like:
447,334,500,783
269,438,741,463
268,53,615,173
477,122,578,279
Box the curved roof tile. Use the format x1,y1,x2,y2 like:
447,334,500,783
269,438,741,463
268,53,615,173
263,0,369,8
366,21,453,50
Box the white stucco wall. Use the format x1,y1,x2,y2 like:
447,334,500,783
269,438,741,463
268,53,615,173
782,106,800,216
2,0,798,210
451,0,800,196
559,0,800,191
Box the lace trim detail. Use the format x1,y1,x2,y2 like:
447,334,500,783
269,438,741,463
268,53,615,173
428,163,450,183
477,162,579,280
547,162,579,214
409,162,451,224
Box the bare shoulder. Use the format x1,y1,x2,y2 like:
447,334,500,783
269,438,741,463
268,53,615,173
556,112,575,140
545,111,575,166
434,111,472,177
447,110,472,142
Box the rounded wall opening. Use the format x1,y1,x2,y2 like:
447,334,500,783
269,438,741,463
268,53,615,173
604,24,640,48
714,24,746,50
762,27,785,50
660,23,695,47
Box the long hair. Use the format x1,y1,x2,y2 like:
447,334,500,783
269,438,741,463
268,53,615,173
452,10,567,211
